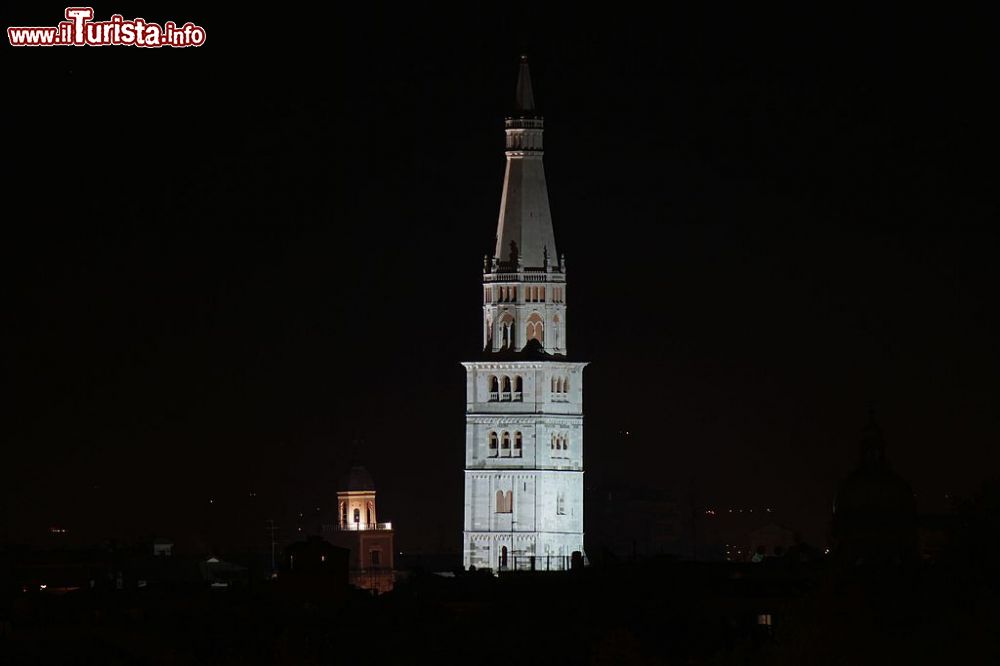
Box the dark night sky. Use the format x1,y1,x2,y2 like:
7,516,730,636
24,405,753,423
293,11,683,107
6,4,998,553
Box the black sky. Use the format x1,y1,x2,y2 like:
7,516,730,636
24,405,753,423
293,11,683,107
6,4,998,553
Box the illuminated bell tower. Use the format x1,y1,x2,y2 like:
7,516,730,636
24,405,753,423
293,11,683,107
462,56,587,571
323,464,395,594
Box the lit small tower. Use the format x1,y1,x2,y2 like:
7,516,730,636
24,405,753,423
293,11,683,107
323,464,395,593
462,57,587,572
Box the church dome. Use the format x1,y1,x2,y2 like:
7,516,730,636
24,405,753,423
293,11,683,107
835,462,915,518
339,464,375,492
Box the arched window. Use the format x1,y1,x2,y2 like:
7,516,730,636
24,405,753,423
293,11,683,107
501,432,511,457
496,490,512,513
526,312,544,343
353,508,360,525
514,432,522,457
551,377,556,392
500,545,508,569
564,377,570,393
514,376,523,400
489,375,499,401
489,432,498,457
551,434,556,450
501,376,511,400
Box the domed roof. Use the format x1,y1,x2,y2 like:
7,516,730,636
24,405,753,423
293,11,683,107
835,463,915,516
339,464,375,492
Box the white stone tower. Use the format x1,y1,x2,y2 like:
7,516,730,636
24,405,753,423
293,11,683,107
462,57,587,572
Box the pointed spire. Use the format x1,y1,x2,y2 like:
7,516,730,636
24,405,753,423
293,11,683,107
495,56,555,269
515,55,535,113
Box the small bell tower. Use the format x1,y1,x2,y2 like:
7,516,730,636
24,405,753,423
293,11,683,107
323,463,395,594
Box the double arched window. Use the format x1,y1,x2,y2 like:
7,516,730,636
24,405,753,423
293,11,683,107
526,313,544,343
495,490,513,513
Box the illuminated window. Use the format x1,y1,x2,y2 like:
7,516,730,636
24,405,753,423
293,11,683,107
526,312,544,343
353,508,360,525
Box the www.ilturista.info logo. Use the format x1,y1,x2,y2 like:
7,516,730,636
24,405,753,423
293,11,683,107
8,7,206,47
